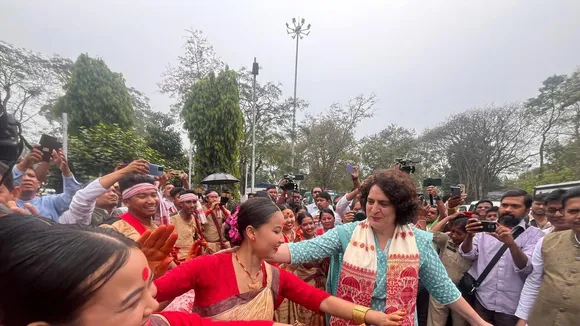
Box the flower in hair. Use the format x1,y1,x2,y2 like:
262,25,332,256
226,206,242,244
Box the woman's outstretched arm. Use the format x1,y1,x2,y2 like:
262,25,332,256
269,225,346,264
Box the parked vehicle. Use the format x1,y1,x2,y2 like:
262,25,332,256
533,180,580,196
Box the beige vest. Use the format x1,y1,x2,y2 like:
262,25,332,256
529,230,580,326
203,206,226,243
171,213,199,260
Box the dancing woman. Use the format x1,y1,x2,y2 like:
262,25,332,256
271,169,492,326
153,197,405,325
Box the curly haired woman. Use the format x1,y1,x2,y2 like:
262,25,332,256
272,169,492,326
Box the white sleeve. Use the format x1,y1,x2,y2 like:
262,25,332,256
58,178,108,225
335,195,352,220
515,237,544,320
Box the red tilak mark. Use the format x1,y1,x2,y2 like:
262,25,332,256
142,267,149,281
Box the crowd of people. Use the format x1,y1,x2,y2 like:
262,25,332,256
0,148,578,326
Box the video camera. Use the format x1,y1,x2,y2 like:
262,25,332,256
0,102,28,187
0,104,22,164
395,158,422,174
281,173,304,191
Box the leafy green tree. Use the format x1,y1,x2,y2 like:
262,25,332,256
358,124,443,191
182,69,244,195
422,104,536,200
236,67,308,190
52,54,134,135
159,29,224,112
66,123,165,182
514,139,580,192
563,68,580,141
144,114,187,171
299,94,376,191
127,86,187,170
359,124,418,174
525,75,568,175
508,67,580,192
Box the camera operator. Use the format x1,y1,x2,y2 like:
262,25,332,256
274,181,291,206
289,190,302,210
12,148,80,221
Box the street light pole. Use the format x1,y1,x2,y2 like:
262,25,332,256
62,113,68,158
286,17,311,170
250,58,259,194
188,144,193,187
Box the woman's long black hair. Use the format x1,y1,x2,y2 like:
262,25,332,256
224,197,280,246
0,214,138,325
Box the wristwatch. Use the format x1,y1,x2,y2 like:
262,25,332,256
352,305,371,325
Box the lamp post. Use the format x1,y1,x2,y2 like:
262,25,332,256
286,17,311,170
188,144,194,187
62,113,68,158
250,58,259,194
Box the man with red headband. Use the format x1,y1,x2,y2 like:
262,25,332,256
101,174,163,241
203,190,231,252
171,190,203,261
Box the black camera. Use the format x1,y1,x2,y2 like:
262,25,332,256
395,158,422,174
423,178,442,187
281,173,304,191
354,211,366,221
0,103,26,188
0,104,22,164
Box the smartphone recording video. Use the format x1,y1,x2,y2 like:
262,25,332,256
450,186,461,197
38,134,61,162
423,178,442,187
346,163,355,174
480,221,497,233
148,163,164,177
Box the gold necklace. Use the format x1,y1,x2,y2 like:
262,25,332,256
234,251,262,290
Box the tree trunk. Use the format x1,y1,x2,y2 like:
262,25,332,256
539,133,546,177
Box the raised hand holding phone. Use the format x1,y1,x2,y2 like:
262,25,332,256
346,163,355,174
122,160,150,175
148,163,164,177
489,224,515,245
465,217,483,235
18,147,43,171
39,134,60,162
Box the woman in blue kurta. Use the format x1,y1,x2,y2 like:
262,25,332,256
272,169,490,326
